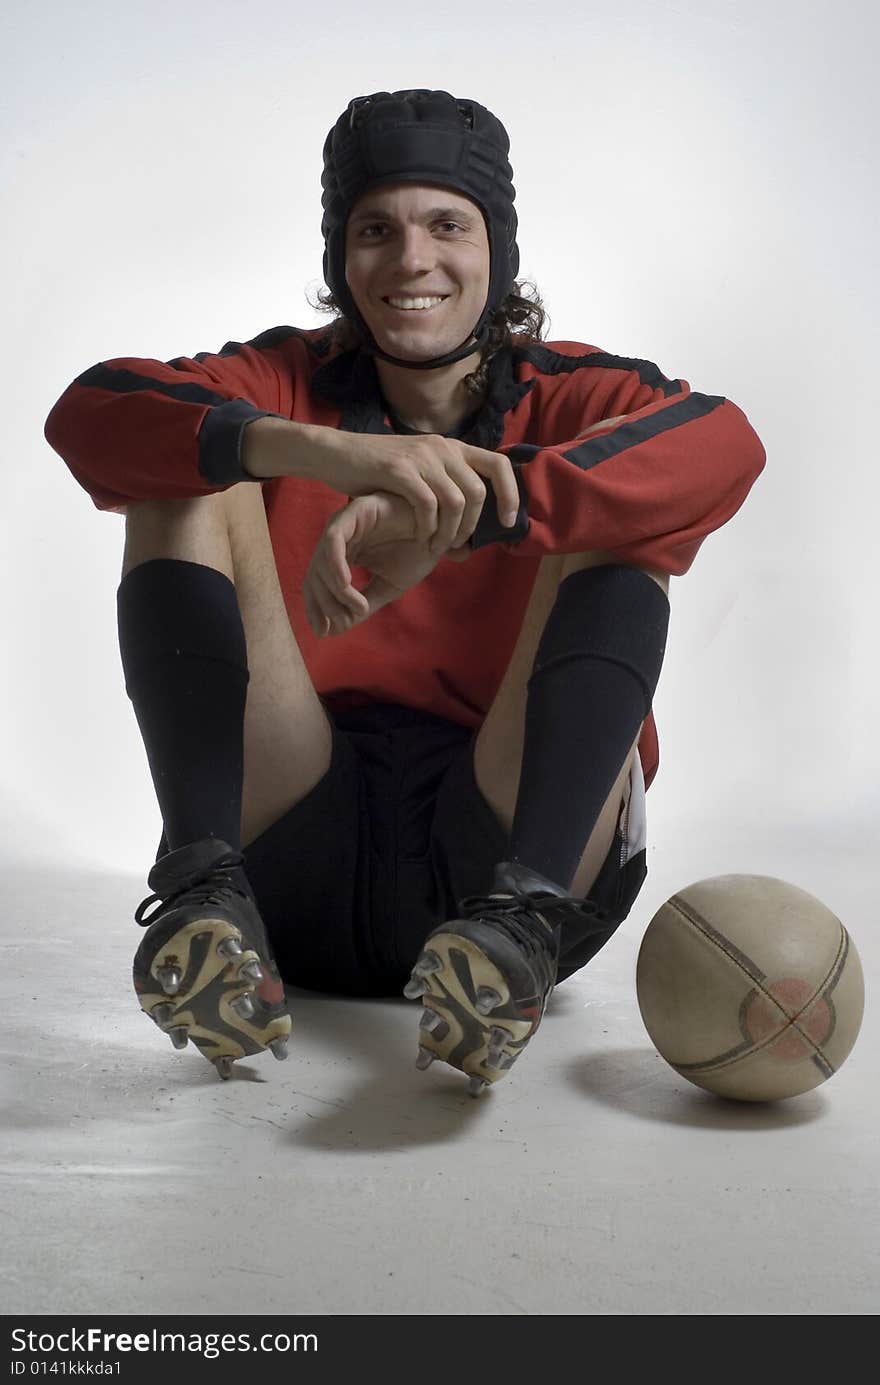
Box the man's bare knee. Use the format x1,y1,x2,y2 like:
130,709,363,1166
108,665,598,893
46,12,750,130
121,491,234,582
560,547,670,595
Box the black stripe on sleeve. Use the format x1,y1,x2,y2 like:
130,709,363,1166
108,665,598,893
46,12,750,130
506,391,726,472
184,324,335,367
72,363,288,486
74,361,230,408
516,343,684,398
470,390,727,549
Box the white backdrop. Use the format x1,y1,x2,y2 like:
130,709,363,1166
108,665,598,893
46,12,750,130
3,0,876,875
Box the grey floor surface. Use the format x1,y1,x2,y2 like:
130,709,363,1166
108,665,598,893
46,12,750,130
1,818,876,1317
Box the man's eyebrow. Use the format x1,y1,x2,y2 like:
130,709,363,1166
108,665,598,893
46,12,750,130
349,206,476,225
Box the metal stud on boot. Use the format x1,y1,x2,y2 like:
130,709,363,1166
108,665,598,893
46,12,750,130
156,965,182,996
475,986,502,1015
231,992,256,1020
419,1008,449,1039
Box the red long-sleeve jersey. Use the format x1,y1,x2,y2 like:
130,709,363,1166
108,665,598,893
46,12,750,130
43,324,767,791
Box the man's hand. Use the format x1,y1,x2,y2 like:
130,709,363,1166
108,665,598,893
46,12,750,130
325,432,520,554
303,491,469,639
267,424,521,554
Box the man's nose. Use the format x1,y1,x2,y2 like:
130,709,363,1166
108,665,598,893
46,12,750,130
392,227,436,271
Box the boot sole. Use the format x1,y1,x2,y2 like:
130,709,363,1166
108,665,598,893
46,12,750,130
407,926,549,1089
133,913,291,1067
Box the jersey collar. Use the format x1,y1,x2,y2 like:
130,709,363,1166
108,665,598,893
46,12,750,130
311,341,535,451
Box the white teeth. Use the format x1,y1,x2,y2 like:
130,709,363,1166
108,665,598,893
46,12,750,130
385,296,446,310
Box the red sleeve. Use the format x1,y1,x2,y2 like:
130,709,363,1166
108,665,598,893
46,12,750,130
471,352,767,577
43,336,296,513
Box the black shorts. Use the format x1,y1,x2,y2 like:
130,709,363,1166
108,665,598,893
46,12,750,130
221,701,648,998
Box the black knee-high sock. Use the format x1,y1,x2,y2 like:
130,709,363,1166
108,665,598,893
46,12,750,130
117,558,249,856
508,564,670,892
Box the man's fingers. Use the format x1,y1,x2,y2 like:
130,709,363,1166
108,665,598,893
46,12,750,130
327,529,369,615
313,552,361,617
379,446,517,546
387,466,467,554
327,527,353,590
311,568,358,634
426,472,474,554
359,573,401,616
433,461,489,550
304,576,338,637
398,475,439,546
303,582,331,639
463,446,520,528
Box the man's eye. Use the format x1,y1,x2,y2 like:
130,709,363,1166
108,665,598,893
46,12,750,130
358,221,464,237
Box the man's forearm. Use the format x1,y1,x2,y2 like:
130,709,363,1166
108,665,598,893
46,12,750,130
241,415,339,481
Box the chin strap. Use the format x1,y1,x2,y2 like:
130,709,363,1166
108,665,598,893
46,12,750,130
352,313,492,371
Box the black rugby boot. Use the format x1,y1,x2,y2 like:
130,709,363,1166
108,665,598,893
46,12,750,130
403,860,605,1095
132,836,292,1079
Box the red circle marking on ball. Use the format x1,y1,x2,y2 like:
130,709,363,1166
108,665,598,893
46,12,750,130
743,978,833,1062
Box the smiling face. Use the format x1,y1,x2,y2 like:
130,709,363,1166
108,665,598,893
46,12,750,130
344,181,491,363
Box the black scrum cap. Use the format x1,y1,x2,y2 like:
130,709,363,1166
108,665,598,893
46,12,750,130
321,89,519,370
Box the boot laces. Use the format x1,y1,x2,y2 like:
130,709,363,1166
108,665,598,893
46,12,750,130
134,851,247,928
456,889,563,963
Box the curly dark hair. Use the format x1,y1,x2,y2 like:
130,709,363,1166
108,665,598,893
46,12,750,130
305,280,550,399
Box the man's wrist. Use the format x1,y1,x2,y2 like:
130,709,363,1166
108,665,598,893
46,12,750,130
241,417,335,481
